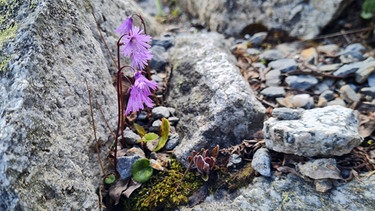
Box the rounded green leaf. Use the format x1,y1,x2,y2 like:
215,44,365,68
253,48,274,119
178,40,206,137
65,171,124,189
142,132,159,142
131,158,153,183
104,174,116,185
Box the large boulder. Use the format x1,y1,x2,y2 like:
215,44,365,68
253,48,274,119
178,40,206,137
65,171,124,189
0,0,159,210
167,32,266,164
177,0,353,39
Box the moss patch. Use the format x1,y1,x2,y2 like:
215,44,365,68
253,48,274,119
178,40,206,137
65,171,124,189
123,158,203,210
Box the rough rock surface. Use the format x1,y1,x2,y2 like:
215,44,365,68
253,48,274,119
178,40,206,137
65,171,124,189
181,173,375,210
0,0,158,210
167,32,266,165
177,0,353,39
264,105,362,157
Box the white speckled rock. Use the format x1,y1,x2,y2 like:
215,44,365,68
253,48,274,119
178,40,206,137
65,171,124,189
263,105,362,157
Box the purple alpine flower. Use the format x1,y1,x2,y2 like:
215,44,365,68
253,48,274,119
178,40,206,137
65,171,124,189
116,16,133,35
120,26,153,70
125,71,157,115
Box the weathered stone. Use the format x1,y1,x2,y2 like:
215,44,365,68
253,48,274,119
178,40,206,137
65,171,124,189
297,158,342,180
265,69,281,86
251,148,271,177
291,94,314,109
259,49,285,61
285,75,318,90
260,86,285,98
333,57,375,82
317,44,340,56
272,107,303,120
268,58,298,73
116,155,143,180
0,0,159,210
340,84,360,103
167,32,266,165
181,172,375,210
264,106,362,157
123,127,142,145
227,154,242,168
165,133,180,150
152,106,171,119
177,0,352,39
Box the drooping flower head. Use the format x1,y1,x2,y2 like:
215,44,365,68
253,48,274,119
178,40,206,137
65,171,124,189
120,26,153,70
125,71,158,115
116,16,133,35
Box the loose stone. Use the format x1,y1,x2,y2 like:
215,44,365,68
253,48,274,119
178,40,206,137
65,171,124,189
260,86,286,98
285,75,318,90
251,148,271,177
268,58,298,73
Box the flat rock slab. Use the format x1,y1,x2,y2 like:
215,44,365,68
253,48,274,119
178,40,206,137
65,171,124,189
264,106,362,157
177,0,353,39
167,32,265,164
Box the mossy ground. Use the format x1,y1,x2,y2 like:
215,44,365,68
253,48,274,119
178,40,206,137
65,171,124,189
122,158,203,210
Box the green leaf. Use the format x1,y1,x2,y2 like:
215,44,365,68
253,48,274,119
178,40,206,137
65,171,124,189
142,132,159,142
361,11,373,19
104,174,116,185
153,118,170,152
132,158,153,183
134,123,146,137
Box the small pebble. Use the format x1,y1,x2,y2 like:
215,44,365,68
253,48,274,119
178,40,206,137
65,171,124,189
340,84,360,103
285,75,318,90
272,107,302,120
251,148,271,177
259,49,285,61
291,94,314,108
227,153,242,168
123,128,141,145
368,73,375,87
117,155,142,180
265,69,281,86
260,86,285,98
268,58,298,73
152,106,171,118
165,133,180,150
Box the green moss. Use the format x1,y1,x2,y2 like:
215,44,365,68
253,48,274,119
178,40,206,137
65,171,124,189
0,23,17,45
0,55,10,72
123,158,203,210
225,162,255,191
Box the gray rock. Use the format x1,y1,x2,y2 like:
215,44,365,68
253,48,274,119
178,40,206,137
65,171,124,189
249,32,268,47
318,63,342,72
0,0,162,210
181,172,375,210
264,106,362,157
116,155,142,180
340,84,360,103
339,51,364,63
167,116,179,126
297,158,342,180
260,86,285,98
320,90,335,101
272,107,303,120
227,154,242,168
314,179,333,193
327,98,347,107
150,45,168,71
285,75,318,90
151,119,162,131
167,32,266,165
355,57,375,83
152,106,171,118
368,73,375,87
291,94,314,109
165,133,180,150
251,148,271,177
259,49,285,61
152,35,174,50
344,43,366,53
333,57,375,83
317,44,340,56
246,48,261,55
123,128,142,145
360,87,375,99
268,58,298,73
0,0,160,210
177,0,352,39
265,69,281,86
